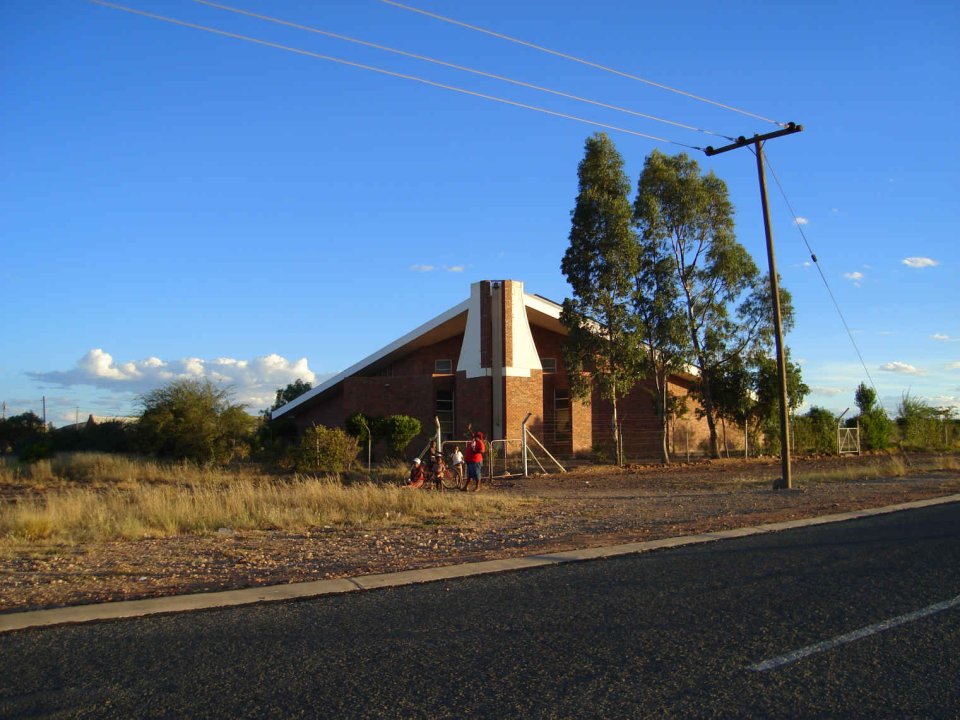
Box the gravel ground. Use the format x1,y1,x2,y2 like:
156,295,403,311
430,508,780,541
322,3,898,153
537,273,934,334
2,454,958,614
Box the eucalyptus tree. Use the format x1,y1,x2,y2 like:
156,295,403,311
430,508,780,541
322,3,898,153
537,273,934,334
561,133,643,465
631,228,689,463
634,150,793,458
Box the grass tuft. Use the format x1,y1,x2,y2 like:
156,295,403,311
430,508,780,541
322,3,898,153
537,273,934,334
0,459,533,546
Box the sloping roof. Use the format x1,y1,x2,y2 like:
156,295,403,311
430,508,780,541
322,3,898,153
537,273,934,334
271,297,471,419
272,285,566,419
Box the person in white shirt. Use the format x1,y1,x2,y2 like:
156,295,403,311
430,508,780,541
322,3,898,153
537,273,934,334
450,445,464,487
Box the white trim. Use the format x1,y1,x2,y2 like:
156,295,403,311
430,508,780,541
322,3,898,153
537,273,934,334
457,283,487,379
506,282,541,377
272,299,470,418
523,292,562,319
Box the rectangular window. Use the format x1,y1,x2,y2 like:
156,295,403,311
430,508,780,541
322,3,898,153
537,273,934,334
436,389,455,440
554,388,571,442
541,357,557,373
434,359,453,375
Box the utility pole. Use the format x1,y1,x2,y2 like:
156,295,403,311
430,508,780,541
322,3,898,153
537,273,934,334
705,122,803,490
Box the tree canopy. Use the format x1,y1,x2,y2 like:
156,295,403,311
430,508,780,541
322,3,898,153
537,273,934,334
138,379,255,464
560,133,644,465
271,379,313,411
634,149,794,457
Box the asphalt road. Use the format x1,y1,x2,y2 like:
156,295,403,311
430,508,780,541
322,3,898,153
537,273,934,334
2,503,959,719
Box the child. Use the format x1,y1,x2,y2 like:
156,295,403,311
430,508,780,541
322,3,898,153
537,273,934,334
404,457,425,489
450,445,464,487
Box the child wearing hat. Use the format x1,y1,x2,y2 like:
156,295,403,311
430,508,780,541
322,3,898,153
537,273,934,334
405,457,426,489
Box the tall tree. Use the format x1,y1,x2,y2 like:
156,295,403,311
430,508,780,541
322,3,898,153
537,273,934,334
631,230,689,463
634,150,792,457
561,133,643,466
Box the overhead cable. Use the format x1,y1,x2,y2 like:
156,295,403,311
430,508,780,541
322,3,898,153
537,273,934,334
88,0,703,149
191,0,732,140
760,150,885,410
381,0,786,128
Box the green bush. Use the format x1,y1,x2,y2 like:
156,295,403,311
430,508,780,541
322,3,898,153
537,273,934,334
18,440,56,464
897,393,943,450
297,425,359,473
789,407,836,455
857,408,893,450
137,379,255,464
376,415,422,458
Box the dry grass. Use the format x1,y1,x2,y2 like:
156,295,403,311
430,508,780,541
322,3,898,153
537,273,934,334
792,454,910,483
0,453,271,489
0,479,531,545
0,453,533,546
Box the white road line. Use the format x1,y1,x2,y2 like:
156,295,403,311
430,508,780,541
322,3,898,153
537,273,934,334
748,594,960,672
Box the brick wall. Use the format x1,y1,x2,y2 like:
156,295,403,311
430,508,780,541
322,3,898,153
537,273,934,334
504,372,543,442
290,387,344,432
479,280,492,370
290,334,484,454
530,326,565,370
590,377,713,461
455,372,492,440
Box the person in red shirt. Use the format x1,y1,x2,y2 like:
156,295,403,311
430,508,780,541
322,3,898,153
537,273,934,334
404,457,425,489
463,431,485,492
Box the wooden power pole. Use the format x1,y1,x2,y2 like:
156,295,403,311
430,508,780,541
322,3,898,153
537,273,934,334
705,122,803,490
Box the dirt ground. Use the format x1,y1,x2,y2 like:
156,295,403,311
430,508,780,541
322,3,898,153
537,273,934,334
2,453,959,614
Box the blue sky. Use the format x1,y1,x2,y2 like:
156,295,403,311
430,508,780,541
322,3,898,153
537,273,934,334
2,0,958,425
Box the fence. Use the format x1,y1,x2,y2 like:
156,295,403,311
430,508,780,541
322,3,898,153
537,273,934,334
838,425,861,455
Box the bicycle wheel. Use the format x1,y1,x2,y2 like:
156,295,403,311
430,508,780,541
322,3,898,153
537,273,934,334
438,466,460,491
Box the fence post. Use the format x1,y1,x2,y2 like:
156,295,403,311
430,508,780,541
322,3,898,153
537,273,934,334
521,412,532,478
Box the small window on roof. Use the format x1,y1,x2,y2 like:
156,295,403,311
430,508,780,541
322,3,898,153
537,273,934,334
541,357,557,373
435,359,453,375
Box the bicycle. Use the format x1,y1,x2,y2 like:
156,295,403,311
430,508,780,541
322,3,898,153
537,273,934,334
427,458,460,491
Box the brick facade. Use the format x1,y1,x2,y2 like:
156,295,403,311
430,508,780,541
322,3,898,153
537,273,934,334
277,279,712,461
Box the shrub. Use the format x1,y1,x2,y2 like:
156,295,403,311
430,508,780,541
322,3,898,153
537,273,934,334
17,441,56,464
376,415,422,458
0,412,46,454
137,379,255,464
802,406,838,454
897,392,942,449
857,408,893,450
297,425,359,474
778,408,835,455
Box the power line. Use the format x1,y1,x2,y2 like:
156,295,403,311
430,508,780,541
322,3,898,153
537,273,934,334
192,0,733,140
88,0,703,149
381,0,786,128
760,150,885,411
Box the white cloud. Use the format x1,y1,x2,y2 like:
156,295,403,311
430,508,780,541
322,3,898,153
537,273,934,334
902,257,939,268
926,395,960,412
843,271,864,287
933,333,952,341
794,217,809,226
29,349,320,410
413,264,463,273
810,386,844,396
879,361,922,375
948,362,960,370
